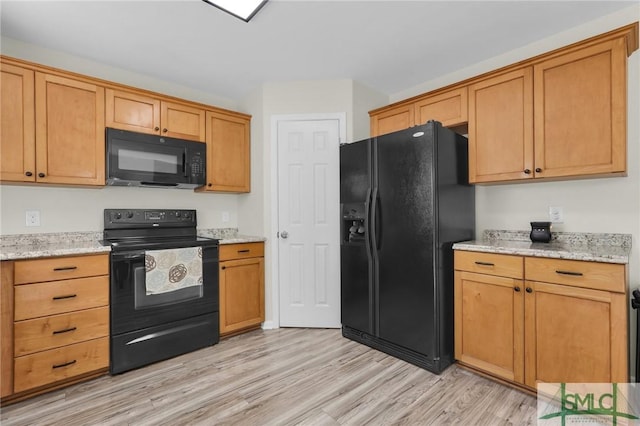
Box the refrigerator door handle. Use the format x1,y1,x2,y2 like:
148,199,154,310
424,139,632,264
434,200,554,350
364,187,373,258
370,187,380,252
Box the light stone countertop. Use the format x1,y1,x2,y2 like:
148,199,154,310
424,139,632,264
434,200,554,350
217,235,267,245
197,229,266,245
453,230,631,264
0,232,110,261
0,229,266,261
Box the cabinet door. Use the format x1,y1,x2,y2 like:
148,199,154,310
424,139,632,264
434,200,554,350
370,103,415,137
468,68,534,183
524,281,628,388
1,63,35,182
105,89,161,135
35,73,105,185
160,101,205,142
1,262,14,398
533,38,627,178
455,271,524,383
414,87,468,128
219,257,265,336
202,110,250,193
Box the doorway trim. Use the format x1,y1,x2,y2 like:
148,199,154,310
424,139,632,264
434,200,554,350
267,112,347,329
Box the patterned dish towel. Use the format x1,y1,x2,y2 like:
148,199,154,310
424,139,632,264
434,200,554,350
145,247,203,295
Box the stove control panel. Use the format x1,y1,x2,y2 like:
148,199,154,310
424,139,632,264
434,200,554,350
104,209,197,228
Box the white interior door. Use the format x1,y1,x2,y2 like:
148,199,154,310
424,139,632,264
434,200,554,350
277,117,341,328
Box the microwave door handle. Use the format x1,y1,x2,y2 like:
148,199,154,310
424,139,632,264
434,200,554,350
183,151,188,177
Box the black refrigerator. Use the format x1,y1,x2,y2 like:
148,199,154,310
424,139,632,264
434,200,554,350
340,121,474,374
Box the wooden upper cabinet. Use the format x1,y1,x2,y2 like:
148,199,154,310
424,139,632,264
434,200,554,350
106,89,205,142
414,87,468,128
35,72,105,186
533,38,627,179
468,68,534,183
370,103,414,137
200,110,251,193
161,101,206,142
105,89,160,135
0,63,35,182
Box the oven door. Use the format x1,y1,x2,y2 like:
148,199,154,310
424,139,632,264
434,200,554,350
110,244,218,336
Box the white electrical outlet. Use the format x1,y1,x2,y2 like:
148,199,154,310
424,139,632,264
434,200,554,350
549,206,563,223
26,210,41,227
222,211,230,223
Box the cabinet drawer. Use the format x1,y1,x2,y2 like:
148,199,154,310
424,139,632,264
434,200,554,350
220,242,264,261
13,337,108,393
14,276,109,321
455,251,523,279
525,257,626,293
14,306,109,357
14,254,108,285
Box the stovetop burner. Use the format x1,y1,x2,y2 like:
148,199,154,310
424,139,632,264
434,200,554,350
103,208,218,251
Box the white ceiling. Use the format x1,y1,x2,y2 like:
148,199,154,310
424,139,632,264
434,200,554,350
0,1,636,101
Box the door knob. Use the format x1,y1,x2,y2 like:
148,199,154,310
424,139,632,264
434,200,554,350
280,231,289,239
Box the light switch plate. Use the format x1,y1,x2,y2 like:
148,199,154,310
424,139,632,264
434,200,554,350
549,206,563,223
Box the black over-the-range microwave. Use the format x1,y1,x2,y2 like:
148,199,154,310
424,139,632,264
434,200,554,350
106,128,206,189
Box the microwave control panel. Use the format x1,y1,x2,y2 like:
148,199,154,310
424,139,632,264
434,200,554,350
190,154,205,178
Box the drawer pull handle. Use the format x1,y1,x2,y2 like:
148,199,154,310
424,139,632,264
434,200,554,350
52,360,76,369
474,261,495,267
53,266,78,271
555,270,583,277
52,294,77,300
52,327,77,335
238,249,251,253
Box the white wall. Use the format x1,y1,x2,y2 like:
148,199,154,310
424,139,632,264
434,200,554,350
0,37,245,235
0,185,238,234
353,80,388,142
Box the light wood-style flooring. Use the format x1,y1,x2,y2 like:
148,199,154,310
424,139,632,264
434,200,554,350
1,328,537,425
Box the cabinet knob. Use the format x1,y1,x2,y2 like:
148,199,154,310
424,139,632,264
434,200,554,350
535,168,542,173
162,128,168,133
207,183,212,187
221,266,226,270
523,169,531,175
25,171,33,177
526,287,533,293
154,126,160,131
38,172,45,178
514,286,521,292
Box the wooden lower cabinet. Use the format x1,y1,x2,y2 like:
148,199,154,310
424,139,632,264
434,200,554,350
455,271,524,384
454,250,628,391
14,337,109,394
1,262,15,398
219,242,265,337
2,254,110,404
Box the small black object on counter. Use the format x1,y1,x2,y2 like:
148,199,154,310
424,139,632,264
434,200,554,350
530,221,552,243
